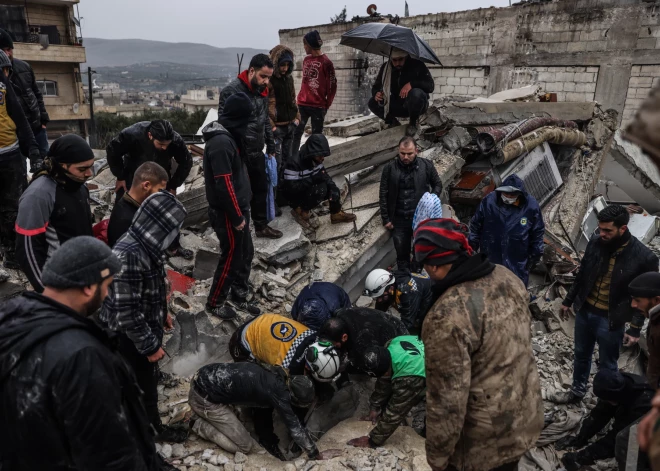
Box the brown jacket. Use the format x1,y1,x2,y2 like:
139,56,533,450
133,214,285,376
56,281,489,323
422,265,544,471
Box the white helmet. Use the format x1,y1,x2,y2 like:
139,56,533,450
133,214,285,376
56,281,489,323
363,269,395,298
305,341,341,382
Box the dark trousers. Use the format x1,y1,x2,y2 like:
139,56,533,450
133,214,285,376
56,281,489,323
207,207,254,308
572,306,625,397
33,128,49,157
0,149,27,260
245,153,270,231
368,88,429,126
274,123,296,172
253,405,307,446
392,220,414,271
292,106,326,157
116,333,161,430
282,182,341,214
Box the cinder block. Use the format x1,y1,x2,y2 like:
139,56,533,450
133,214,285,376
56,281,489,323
449,46,462,55
567,42,588,52
441,68,456,77
637,38,656,49
435,77,448,86
537,72,556,82
574,72,595,83
587,41,607,52
576,82,596,93
565,92,587,102
454,85,469,94
469,68,485,78
462,46,477,55
460,77,475,86
455,68,470,78
474,77,488,87
447,77,461,86
575,67,586,73
440,85,455,94
564,82,576,92
631,65,642,76
556,92,567,102
477,45,490,55
654,77,660,88
630,76,654,87
556,72,576,82
545,82,565,92
586,67,599,73
468,86,484,95
641,65,660,76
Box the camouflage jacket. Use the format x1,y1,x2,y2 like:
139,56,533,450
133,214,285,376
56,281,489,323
422,265,543,471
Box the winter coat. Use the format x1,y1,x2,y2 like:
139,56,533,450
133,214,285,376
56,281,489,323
9,58,49,132
193,362,318,457
282,133,339,201
0,72,39,162
468,174,545,286
106,121,192,191
372,57,435,99
218,71,275,157
380,156,442,225
100,191,187,356
0,292,160,471
15,175,93,292
268,45,300,127
563,231,658,331
107,192,140,248
291,282,351,331
423,265,544,471
297,54,337,110
375,269,435,332
202,122,252,227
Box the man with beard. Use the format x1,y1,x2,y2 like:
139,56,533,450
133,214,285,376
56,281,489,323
0,236,168,471
203,93,261,319
558,205,658,404
629,272,660,388
100,191,189,443
15,134,95,292
219,54,282,239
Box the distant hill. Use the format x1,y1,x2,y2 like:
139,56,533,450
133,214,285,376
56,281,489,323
84,38,266,68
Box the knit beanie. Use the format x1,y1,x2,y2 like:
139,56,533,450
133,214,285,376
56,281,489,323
361,346,392,377
219,92,253,129
48,134,95,164
593,369,628,403
0,50,11,70
304,30,323,49
279,51,293,66
288,375,315,406
0,29,13,50
414,218,473,266
629,272,660,298
42,236,121,289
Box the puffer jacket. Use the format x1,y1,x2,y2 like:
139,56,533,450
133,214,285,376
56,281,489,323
291,282,351,330
268,45,300,127
282,133,338,198
218,71,275,156
9,58,49,132
468,174,545,286
423,265,544,471
100,191,187,356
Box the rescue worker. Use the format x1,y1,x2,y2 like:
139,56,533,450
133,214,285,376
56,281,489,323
15,134,94,292
629,272,660,388
557,370,653,471
415,218,544,471
282,133,356,228
364,268,435,333
291,281,351,330
468,174,545,287
347,335,426,448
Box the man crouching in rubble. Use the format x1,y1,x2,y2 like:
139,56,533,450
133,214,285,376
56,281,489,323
0,236,168,470
629,272,660,388
415,218,543,471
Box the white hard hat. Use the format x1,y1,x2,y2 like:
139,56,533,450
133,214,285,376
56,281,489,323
363,269,395,298
305,341,341,382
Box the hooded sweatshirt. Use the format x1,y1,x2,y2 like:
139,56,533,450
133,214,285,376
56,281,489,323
100,191,187,356
282,134,336,195
297,54,337,110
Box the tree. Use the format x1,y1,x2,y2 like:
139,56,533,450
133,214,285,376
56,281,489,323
331,6,347,24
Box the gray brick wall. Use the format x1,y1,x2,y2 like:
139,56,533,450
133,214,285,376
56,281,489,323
430,67,489,99
623,65,660,126
511,66,599,102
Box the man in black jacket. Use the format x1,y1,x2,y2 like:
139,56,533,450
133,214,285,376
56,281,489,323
559,205,659,404
203,93,261,319
219,53,282,239
268,45,299,172
368,49,434,136
0,236,166,471
379,136,442,270
281,134,356,228
557,370,653,471
0,28,49,158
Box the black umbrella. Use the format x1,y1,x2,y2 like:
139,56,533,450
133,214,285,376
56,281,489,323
340,23,442,65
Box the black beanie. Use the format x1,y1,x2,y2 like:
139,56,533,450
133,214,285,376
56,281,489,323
42,236,121,289
279,51,293,66
593,369,628,403
0,29,13,50
629,272,660,298
361,346,392,377
48,134,95,164
289,375,315,406
219,92,253,130
304,30,323,50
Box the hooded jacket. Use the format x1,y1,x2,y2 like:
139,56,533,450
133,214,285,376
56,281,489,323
268,45,300,127
100,191,187,356
202,121,252,227
218,71,275,156
9,58,49,132
0,71,39,162
282,134,338,197
468,174,545,286
106,121,192,191
423,265,544,471
291,282,352,331
372,57,435,99
0,292,160,471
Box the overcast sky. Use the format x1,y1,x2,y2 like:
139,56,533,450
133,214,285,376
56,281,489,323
77,0,511,50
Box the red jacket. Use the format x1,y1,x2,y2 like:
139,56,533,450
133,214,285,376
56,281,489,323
296,54,337,110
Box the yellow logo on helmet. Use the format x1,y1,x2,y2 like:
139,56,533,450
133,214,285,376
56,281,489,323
271,322,297,342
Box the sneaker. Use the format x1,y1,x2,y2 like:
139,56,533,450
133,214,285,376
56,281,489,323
331,211,357,224
291,207,312,230
256,225,283,239
206,303,237,320
229,298,262,316
155,424,189,443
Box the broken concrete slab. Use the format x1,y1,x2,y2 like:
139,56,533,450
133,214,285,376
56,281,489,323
193,247,220,281
315,217,355,243
434,153,466,189
179,186,209,228
324,114,381,137
253,210,311,266
442,126,472,152
347,180,380,209
354,207,381,233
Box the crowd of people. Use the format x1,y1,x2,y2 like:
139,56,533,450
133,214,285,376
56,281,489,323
2,24,660,471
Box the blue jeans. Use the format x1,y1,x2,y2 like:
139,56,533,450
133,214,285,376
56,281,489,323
33,128,49,157
572,306,624,397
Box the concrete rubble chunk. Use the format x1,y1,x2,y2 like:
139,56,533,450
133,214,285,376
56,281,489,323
324,114,382,137
193,247,221,281
356,296,373,308
0,268,9,283
442,126,472,153
315,217,355,243
254,210,311,266
354,207,381,233
234,452,247,464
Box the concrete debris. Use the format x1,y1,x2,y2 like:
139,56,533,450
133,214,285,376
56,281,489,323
253,211,312,266
323,114,382,137
441,126,472,153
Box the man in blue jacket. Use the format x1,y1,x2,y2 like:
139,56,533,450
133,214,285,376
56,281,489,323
468,174,545,286
291,281,351,330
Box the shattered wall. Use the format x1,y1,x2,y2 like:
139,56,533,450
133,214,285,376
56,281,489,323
279,0,660,123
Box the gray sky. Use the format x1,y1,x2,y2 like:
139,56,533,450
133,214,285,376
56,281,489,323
77,0,510,50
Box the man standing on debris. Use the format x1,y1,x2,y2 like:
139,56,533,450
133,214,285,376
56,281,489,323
368,48,434,137
219,53,283,239
292,30,337,154
380,136,442,271
107,161,169,247
629,272,660,388
468,174,545,287
560,204,659,404
203,93,261,319
291,281,352,331
415,218,544,471
348,335,427,449
0,236,166,471
268,45,299,173
100,191,189,443
282,133,357,228
15,135,94,292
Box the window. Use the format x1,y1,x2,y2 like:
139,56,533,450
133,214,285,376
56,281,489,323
36,80,58,97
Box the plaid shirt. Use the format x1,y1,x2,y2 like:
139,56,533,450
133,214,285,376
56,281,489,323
100,191,186,356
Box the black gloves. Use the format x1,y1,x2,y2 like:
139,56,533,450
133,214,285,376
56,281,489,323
29,158,44,174
555,435,586,451
561,450,595,471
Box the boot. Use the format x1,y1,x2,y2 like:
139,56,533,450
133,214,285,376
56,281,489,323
291,207,312,230
228,298,262,316
256,225,283,239
406,123,419,137
155,424,189,443
331,211,357,224
206,303,237,320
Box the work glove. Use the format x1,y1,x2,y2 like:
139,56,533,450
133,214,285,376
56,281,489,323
29,158,45,174
555,435,586,451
